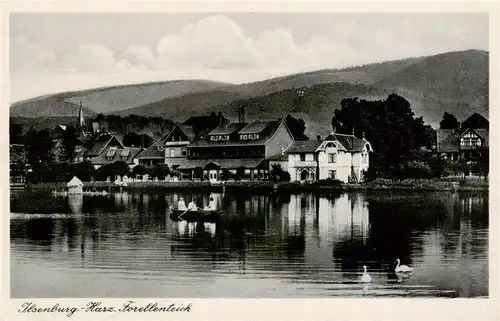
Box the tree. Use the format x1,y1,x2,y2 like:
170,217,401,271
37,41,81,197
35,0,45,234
151,164,170,180
439,112,460,130
235,166,246,181
331,94,435,179
285,114,309,140
461,113,489,129
133,165,148,176
123,132,153,148
71,161,95,181
193,167,204,180
270,164,291,182
221,169,231,181
25,129,54,170
62,126,80,162
9,122,24,144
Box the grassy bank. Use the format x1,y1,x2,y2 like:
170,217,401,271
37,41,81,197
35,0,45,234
23,177,488,193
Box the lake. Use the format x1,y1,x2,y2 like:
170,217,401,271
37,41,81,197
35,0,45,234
10,189,488,298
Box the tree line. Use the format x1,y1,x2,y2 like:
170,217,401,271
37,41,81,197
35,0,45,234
331,94,488,179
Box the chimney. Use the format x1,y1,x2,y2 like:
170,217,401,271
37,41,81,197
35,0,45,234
352,127,355,136
362,132,366,139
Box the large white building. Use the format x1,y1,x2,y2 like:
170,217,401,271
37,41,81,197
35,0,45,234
284,132,373,183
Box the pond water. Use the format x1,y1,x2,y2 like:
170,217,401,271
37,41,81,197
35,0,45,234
10,189,488,298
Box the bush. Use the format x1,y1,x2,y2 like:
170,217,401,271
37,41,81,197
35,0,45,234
151,164,170,180
133,165,148,176
314,178,343,187
269,164,290,182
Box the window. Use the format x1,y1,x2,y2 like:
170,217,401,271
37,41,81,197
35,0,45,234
329,170,337,179
181,148,187,157
157,146,164,151
300,154,305,161
362,152,368,164
255,134,260,139
328,153,337,163
460,131,482,148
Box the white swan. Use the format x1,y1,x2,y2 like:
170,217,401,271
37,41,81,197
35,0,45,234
361,265,371,283
395,258,413,273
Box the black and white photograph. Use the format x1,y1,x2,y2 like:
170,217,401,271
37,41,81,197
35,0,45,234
7,9,491,301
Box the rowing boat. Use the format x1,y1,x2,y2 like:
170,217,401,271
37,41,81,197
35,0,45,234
170,208,222,223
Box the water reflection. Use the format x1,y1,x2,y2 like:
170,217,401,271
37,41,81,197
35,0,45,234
10,190,488,298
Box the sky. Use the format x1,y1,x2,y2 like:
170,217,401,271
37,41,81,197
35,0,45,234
10,13,489,103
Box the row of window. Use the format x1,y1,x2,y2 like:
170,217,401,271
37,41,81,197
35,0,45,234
460,138,482,147
210,135,230,142
240,134,260,140
297,153,338,163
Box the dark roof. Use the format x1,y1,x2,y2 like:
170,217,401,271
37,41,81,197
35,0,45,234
85,135,124,157
238,121,271,134
323,133,368,152
136,147,163,159
208,123,247,135
178,125,195,141
436,128,489,152
137,124,193,160
268,153,288,161
177,158,264,170
90,147,142,165
286,140,322,153
189,120,283,147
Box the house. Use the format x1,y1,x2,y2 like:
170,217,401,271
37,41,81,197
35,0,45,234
179,119,294,181
137,124,194,168
436,113,489,161
51,137,87,163
85,135,141,170
182,112,229,140
286,132,373,183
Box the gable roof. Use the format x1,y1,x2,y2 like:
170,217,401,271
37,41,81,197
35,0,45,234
436,128,489,152
208,123,247,135
287,140,322,153
189,120,288,147
238,121,271,134
137,124,192,160
178,125,195,141
85,135,124,157
323,133,370,153
90,147,142,165
67,176,83,187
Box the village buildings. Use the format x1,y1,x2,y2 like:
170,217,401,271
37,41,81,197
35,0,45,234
436,113,489,162
15,99,376,183
179,119,295,181
277,132,372,183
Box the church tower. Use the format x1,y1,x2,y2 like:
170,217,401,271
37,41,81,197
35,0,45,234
78,101,85,129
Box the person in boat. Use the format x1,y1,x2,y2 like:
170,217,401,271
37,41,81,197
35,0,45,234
204,197,216,211
188,199,198,211
177,197,187,210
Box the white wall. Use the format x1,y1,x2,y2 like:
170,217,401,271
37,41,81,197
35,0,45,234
286,142,371,183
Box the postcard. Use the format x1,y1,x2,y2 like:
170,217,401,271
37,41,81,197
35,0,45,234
2,1,499,320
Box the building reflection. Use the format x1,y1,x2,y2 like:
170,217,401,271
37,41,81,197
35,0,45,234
68,194,83,214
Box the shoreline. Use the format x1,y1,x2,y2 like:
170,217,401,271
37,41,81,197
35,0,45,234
20,179,489,193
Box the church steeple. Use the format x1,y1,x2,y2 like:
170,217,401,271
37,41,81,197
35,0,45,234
78,101,85,129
